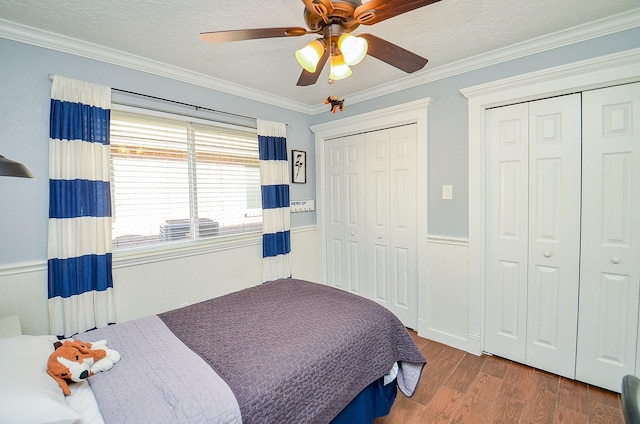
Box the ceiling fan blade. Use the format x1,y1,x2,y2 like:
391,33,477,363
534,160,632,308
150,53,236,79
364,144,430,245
200,27,309,43
360,34,428,73
296,48,330,86
354,0,441,25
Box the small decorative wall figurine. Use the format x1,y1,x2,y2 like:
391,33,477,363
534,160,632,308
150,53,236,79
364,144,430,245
324,96,345,114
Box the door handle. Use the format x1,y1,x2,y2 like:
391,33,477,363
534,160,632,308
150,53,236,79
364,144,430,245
350,232,355,236
377,235,382,239
611,257,621,264
543,251,552,258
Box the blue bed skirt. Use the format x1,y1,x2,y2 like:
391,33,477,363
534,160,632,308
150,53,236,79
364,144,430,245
330,377,398,424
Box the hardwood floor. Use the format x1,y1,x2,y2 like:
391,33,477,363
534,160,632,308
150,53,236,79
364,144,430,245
376,331,625,424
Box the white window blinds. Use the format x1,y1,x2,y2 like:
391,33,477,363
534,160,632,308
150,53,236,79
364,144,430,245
110,110,261,249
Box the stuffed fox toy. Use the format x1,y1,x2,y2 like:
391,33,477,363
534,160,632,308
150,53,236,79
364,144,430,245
47,339,119,396
324,96,345,114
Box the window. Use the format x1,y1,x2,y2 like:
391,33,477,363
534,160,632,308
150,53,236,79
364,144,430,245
110,110,262,249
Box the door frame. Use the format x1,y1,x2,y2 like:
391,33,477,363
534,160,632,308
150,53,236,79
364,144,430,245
462,48,640,355
311,98,431,332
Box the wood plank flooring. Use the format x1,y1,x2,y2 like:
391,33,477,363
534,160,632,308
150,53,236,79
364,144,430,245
375,331,625,424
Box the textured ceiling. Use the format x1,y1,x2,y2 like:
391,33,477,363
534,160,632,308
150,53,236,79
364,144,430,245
0,0,638,110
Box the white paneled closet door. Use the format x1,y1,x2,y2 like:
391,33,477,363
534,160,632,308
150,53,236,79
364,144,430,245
324,134,367,296
576,82,640,392
484,94,581,379
484,102,530,363
526,95,581,377
365,125,418,328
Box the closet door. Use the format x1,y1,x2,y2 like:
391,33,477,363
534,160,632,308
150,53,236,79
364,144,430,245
526,95,581,378
484,103,530,363
388,125,418,329
324,135,366,296
576,82,640,392
365,125,418,328
485,95,581,379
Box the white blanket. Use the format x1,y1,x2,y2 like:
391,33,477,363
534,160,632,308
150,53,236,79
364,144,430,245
78,316,242,424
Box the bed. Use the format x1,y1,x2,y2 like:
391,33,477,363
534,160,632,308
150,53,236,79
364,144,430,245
0,278,425,424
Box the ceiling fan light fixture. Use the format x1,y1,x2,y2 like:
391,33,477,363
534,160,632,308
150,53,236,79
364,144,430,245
329,54,352,80
295,39,325,73
337,33,368,66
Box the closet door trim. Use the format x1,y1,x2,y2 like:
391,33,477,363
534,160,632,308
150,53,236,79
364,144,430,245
463,48,640,355
311,98,431,334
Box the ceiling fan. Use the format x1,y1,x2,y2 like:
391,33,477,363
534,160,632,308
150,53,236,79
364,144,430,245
200,0,441,86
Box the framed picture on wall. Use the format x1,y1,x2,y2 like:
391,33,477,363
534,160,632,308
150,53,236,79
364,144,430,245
292,150,306,184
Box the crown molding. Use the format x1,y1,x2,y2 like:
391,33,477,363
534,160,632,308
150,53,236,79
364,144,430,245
0,18,315,115
322,8,640,113
2,8,638,116
460,47,640,102
310,97,432,136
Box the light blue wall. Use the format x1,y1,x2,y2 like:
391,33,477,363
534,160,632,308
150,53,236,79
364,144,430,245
310,27,640,238
0,38,315,265
1,28,639,265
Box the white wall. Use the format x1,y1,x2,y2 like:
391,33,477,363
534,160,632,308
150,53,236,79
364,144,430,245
420,237,470,351
0,227,317,335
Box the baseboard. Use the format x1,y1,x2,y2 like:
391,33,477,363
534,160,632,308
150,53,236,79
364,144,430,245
417,318,471,354
467,331,482,356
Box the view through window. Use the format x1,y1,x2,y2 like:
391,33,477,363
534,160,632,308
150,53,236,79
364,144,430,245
110,110,262,249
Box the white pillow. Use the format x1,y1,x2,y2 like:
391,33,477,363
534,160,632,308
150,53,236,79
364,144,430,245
0,335,82,424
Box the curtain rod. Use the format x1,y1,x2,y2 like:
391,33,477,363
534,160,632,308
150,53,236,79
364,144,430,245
112,88,258,123
48,74,288,127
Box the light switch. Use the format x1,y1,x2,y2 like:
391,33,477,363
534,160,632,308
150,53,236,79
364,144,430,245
442,185,453,200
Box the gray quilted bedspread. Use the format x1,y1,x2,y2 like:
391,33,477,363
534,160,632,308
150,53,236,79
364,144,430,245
158,278,426,424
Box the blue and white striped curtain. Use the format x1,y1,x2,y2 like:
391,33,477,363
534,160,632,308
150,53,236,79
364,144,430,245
257,119,291,282
48,76,115,338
